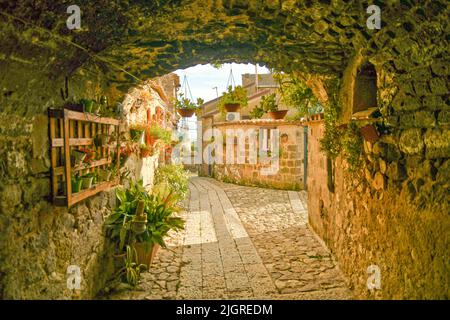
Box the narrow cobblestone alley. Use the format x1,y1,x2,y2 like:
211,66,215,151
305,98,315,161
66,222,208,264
108,177,352,300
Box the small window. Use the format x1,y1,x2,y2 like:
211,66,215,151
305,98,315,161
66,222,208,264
353,62,377,114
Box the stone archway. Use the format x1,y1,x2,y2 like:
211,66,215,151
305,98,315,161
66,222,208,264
0,1,448,299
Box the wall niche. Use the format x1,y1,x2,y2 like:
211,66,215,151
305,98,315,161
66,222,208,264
352,62,378,114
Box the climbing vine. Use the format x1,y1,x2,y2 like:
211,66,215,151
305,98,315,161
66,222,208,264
320,78,342,160
319,78,364,174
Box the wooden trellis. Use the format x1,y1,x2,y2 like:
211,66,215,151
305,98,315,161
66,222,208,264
48,108,121,207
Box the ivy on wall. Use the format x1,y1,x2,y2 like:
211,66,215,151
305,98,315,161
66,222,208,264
320,78,364,174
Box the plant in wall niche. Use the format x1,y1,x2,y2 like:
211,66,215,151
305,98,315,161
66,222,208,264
175,93,204,118
260,93,287,120
218,85,248,113
154,164,190,199
105,180,184,269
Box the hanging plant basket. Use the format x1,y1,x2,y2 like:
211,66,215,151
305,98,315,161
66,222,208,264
268,110,288,120
177,108,195,118
224,103,240,112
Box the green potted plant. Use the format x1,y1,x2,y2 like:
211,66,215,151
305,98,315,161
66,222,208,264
71,149,87,166
105,181,184,268
80,98,96,113
98,168,112,182
260,93,287,120
147,125,172,146
129,124,146,142
175,93,204,118
219,85,248,113
71,174,83,193
249,105,265,119
81,172,94,189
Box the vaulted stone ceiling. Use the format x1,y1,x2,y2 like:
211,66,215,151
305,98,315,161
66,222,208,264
0,0,448,92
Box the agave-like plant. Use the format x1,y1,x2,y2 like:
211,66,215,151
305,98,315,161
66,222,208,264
105,180,185,253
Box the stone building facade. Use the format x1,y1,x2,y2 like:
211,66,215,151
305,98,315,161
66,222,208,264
204,120,306,190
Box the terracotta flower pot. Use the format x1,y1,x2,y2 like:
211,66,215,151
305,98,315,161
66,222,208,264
360,124,380,143
132,243,160,268
267,110,288,120
177,108,195,118
140,148,153,158
224,103,240,112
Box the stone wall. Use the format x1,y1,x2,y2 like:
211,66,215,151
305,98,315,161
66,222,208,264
0,20,174,298
307,51,449,299
211,120,305,190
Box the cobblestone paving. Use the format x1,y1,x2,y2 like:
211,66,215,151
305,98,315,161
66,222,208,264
107,177,352,300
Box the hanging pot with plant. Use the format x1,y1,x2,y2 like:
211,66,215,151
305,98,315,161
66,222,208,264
175,93,203,118
260,93,287,120
219,85,248,113
268,110,288,120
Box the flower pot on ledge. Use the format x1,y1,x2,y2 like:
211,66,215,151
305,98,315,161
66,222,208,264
177,108,195,118
267,110,288,120
224,103,240,112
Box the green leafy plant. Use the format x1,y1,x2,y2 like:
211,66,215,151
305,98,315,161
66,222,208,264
249,105,265,119
154,164,190,199
342,122,364,173
259,93,278,112
129,124,146,142
105,180,185,253
275,73,323,117
115,245,146,287
218,85,248,113
174,93,204,110
148,125,172,145
320,78,343,160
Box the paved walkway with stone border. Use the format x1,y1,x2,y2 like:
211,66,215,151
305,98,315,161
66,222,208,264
107,177,352,300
